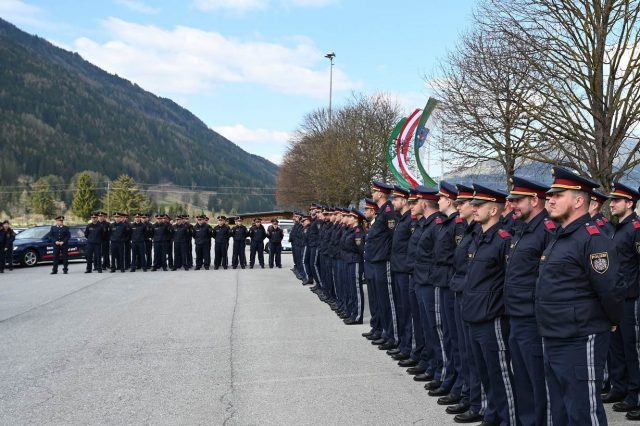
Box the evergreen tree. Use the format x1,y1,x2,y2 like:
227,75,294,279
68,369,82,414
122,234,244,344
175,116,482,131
71,172,98,220
31,178,56,218
101,175,151,216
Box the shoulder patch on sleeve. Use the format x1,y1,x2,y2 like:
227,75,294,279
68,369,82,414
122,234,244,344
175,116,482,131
497,229,511,239
455,216,463,224
435,217,443,225
586,224,601,235
633,220,640,229
544,219,556,230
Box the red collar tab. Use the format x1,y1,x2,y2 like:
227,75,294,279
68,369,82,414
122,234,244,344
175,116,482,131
633,220,640,229
586,224,601,235
497,229,511,239
435,217,443,225
455,216,463,224
544,219,556,230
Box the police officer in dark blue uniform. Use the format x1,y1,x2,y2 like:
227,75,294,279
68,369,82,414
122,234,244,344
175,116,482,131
331,209,348,316
1,221,16,272
388,186,414,361
429,181,466,401
267,219,284,268
538,167,625,425
212,215,231,270
590,190,614,236
110,213,131,273
98,212,111,270
362,199,383,341
339,209,365,324
463,184,517,426
504,176,553,426
231,216,248,269
411,185,445,387
172,215,190,271
84,213,105,273
184,215,194,269
367,181,401,351
289,213,302,277
249,218,266,269
194,215,212,270
449,185,484,422
129,213,147,272
142,214,153,270
602,183,640,416
152,214,169,271
306,205,322,288
49,215,71,274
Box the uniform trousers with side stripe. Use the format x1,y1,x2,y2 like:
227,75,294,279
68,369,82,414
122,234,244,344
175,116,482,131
369,260,399,345
544,331,609,426
346,261,364,322
468,317,517,426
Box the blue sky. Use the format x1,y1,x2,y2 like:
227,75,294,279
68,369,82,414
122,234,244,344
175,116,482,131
1,0,476,166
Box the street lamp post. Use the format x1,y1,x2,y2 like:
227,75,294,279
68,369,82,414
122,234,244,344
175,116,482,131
324,52,335,125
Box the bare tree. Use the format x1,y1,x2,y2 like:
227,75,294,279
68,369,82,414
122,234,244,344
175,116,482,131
480,0,640,189
431,28,546,186
276,93,401,208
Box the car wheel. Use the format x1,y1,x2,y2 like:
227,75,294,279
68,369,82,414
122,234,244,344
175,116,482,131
21,249,39,267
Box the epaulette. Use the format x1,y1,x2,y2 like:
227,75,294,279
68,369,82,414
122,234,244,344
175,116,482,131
435,217,443,225
497,229,511,239
455,216,463,224
633,219,640,229
586,224,600,235
543,219,556,230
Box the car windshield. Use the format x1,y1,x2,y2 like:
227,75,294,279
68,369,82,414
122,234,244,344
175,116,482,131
15,227,49,240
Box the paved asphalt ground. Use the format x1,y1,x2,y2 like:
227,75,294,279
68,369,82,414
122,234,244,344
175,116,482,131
0,250,631,425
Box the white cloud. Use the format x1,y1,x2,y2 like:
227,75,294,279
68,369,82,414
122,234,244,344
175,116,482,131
72,18,357,98
0,0,48,29
213,124,289,164
388,90,431,115
213,124,291,144
286,0,338,6
193,0,267,12
115,0,160,14
193,0,337,12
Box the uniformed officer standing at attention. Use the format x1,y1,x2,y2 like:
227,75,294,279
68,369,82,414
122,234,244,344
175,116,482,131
366,181,401,352
463,184,517,426
152,214,169,271
231,216,248,269
172,215,190,271
504,176,553,426
361,198,383,343
184,215,194,269
129,213,148,272
110,213,131,273
602,183,640,415
212,215,231,270
267,219,284,268
98,211,110,270
448,185,484,423
49,215,71,274
1,220,16,272
537,167,624,425
163,215,175,270
193,215,212,270
388,186,414,362
590,190,614,235
141,214,153,270
84,213,105,273
249,218,266,269
411,185,446,388
429,181,466,400
289,213,302,278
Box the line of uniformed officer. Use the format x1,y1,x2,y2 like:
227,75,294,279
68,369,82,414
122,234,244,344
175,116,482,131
51,212,280,275
293,167,636,425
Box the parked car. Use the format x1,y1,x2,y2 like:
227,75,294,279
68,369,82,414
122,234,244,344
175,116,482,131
12,225,88,267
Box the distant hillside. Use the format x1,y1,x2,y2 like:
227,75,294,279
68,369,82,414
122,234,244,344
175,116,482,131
0,18,277,211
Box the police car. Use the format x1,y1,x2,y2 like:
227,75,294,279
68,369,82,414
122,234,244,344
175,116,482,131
12,225,88,267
